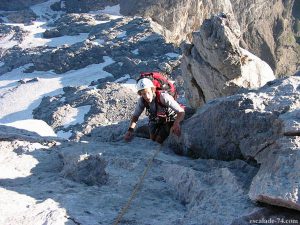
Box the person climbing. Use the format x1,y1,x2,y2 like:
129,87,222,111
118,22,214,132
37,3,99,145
124,77,185,144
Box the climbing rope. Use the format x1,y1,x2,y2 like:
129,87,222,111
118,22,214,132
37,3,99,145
113,144,163,225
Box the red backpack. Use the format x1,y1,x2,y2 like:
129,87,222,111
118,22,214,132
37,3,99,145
138,72,178,102
138,72,184,122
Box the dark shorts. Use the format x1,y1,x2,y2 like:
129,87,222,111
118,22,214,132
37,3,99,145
149,121,174,141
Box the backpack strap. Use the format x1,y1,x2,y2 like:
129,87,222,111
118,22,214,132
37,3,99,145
155,90,168,108
155,91,172,121
142,97,157,121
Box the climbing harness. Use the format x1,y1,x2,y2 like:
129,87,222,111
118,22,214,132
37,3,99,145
113,144,163,225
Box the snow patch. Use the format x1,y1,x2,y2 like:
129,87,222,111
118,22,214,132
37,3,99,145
0,57,114,124
93,20,110,25
115,74,130,83
61,105,91,128
0,62,4,67
166,52,180,58
121,79,138,93
117,31,127,38
3,22,89,49
91,39,105,46
46,33,89,47
60,56,115,87
2,119,57,137
57,130,73,139
131,49,139,55
90,5,122,16
30,0,63,22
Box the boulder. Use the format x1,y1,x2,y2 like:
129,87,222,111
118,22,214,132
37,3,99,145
60,152,108,186
163,159,258,225
181,13,275,108
248,136,300,211
168,75,300,211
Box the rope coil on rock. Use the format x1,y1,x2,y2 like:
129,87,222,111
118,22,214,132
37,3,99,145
113,144,163,225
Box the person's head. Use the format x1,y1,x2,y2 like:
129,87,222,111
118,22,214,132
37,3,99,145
136,78,156,103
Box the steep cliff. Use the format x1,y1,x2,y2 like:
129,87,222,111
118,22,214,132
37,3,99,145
181,13,275,108
120,0,299,76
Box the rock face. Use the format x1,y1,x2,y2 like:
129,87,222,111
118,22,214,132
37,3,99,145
0,24,29,44
43,13,104,38
168,75,300,211
230,0,299,76
2,129,298,224
0,9,37,24
181,13,275,108
61,0,119,13
33,83,139,140
0,132,261,225
0,0,46,11
60,151,109,186
163,160,258,225
120,0,299,76
0,16,181,78
249,136,300,211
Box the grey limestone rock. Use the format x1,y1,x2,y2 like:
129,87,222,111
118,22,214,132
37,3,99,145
33,83,139,140
163,159,258,225
0,0,46,11
61,0,119,13
43,13,101,38
169,75,300,211
60,151,108,186
1,9,37,24
181,13,275,109
120,0,299,76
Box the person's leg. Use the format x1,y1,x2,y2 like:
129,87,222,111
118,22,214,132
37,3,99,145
155,122,174,144
150,133,156,141
149,122,159,141
154,135,164,144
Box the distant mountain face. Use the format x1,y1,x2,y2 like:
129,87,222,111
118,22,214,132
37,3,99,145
0,0,298,76
0,0,46,10
52,0,120,13
0,0,120,12
119,0,299,77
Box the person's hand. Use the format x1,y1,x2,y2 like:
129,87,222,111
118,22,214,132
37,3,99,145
124,130,134,142
171,122,181,137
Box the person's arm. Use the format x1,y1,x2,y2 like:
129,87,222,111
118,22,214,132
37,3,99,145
160,93,185,137
124,98,145,142
128,116,139,130
124,116,139,142
170,111,185,136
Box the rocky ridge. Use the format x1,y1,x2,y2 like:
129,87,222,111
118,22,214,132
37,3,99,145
1,0,298,76
181,13,275,108
0,13,181,80
33,83,140,140
0,1,299,224
120,0,299,76
169,74,300,212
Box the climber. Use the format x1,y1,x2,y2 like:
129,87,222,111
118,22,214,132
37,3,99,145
124,77,185,144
